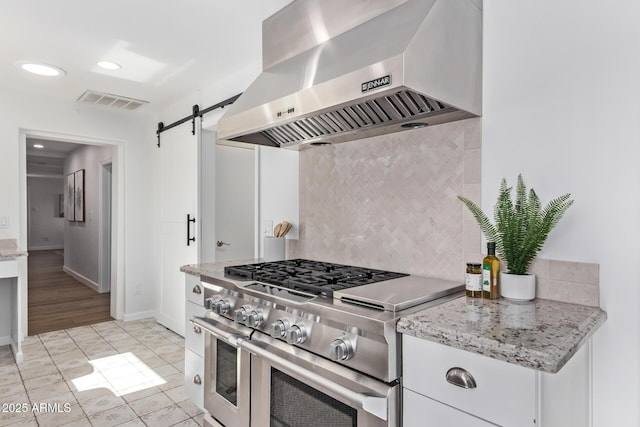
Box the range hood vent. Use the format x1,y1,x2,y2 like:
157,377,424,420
218,0,482,150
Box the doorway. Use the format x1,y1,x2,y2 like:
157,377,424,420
20,131,123,336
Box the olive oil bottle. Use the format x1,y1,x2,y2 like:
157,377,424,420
482,242,500,299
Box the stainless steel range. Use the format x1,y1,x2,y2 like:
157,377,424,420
191,259,463,427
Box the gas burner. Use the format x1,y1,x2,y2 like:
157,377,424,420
224,259,408,298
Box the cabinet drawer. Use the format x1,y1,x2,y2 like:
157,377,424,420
0,259,18,278
185,274,204,306
404,388,494,427
403,335,536,427
185,301,206,356
185,348,204,411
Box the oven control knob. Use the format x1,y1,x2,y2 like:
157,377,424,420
329,338,354,361
205,296,222,310
233,305,251,324
212,299,231,315
246,310,264,328
270,319,290,339
286,324,308,345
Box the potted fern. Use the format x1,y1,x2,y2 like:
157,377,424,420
458,175,573,300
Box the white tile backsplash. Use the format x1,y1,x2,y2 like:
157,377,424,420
288,118,482,282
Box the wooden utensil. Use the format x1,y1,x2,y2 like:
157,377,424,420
279,221,289,237
273,223,282,237
281,222,293,237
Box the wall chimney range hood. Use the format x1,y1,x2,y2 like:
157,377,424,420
217,0,482,149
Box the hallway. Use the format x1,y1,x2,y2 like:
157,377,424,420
28,250,112,335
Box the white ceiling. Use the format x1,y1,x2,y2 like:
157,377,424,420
0,0,292,113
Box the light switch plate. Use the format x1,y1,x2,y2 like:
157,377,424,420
0,217,8,228
264,220,273,236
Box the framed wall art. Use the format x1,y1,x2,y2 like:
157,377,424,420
74,169,85,222
66,172,75,221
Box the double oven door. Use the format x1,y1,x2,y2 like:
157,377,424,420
192,316,399,427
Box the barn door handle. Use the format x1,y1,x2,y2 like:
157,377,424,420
187,214,196,246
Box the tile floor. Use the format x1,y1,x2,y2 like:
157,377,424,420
0,319,203,427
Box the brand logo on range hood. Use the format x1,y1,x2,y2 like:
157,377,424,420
361,75,392,93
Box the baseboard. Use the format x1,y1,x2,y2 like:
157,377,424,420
62,265,101,293
28,245,64,251
0,335,11,346
123,310,156,322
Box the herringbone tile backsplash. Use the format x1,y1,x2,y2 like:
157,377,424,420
288,118,482,282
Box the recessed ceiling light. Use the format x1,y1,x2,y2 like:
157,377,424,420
97,61,121,70
33,144,44,149
18,62,66,77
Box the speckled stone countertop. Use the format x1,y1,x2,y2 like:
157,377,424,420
181,258,262,277
397,296,606,373
0,239,28,259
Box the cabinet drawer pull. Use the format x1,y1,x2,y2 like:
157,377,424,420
193,325,202,334
193,374,202,385
446,367,477,389
192,285,202,295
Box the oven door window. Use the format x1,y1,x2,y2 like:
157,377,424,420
216,340,239,405
270,368,357,427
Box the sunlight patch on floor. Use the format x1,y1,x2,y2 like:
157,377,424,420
71,352,167,396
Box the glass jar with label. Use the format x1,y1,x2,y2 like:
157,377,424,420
465,263,482,298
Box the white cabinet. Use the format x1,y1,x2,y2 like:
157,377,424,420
404,389,494,427
184,273,205,411
402,335,591,427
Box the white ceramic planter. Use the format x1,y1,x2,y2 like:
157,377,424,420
500,272,536,301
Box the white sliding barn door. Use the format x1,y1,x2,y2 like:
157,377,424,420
157,121,199,336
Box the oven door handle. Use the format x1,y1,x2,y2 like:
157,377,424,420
240,339,388,421
190,316,246,347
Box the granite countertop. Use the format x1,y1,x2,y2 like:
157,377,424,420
181,258,262,277
0,239,28,259
397,296,606,373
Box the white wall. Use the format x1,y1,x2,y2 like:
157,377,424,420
0,86,156,324
27,177,64,250
483,1,640,425
64,145,113,288
258,146,299,257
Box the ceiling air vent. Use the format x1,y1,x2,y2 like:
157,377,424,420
77,90,148,111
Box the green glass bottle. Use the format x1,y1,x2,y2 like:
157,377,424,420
482,242,500,299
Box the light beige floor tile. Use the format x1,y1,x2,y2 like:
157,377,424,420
39,330,70,343
38,391,78,407
0,363,19,377
21,348,50,362
160,351,185,364
55,356,91,372
139,404,190,427
0,379,26,399
59,416,92,427
19,363,59,381
26,380,71,402
169,419,200,427
177,399,203,418
0,409,36,427
72,383,116,404
164,385,188,404
20,341,45,352
107,372,152,392
23,372,65,391
34,402,86,427
128,391,174,416
131,354,167,369
51,349,86,364
120,385,163,403
46,342,81,356
0,370,22,387
59,365,98,383
78,393,126,416
149,364,180,378
157,373,184,391
17,355,54,372
3,416,38,426
87,403,137,427
21,336,42,346
171,361,185,373
191,414,205,427
100,364,142,382
112,417,146,426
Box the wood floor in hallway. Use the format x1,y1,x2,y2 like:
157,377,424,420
28,249,112,335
